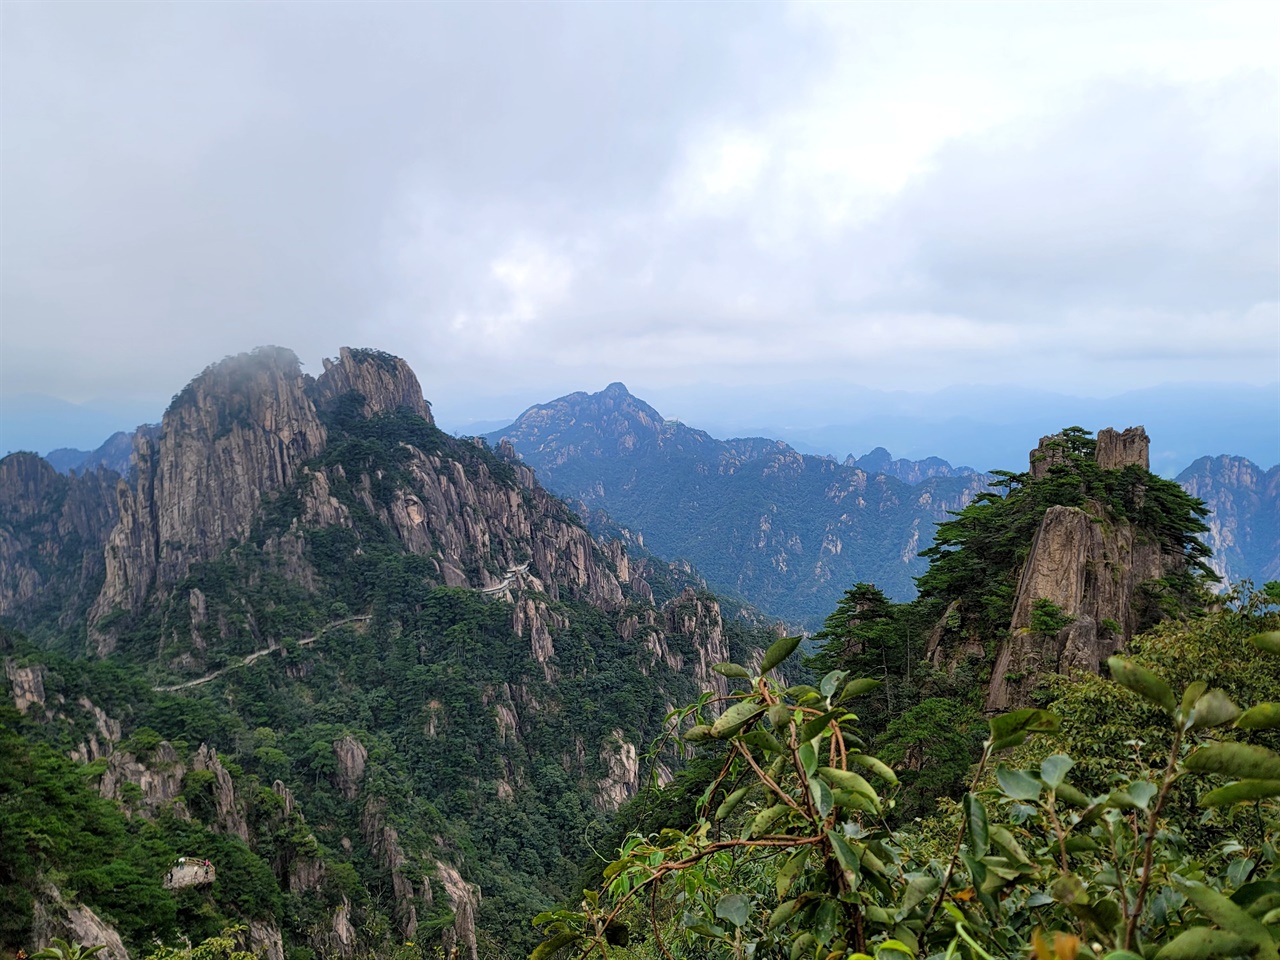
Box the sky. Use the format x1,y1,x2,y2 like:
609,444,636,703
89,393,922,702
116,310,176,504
2,1,1278,464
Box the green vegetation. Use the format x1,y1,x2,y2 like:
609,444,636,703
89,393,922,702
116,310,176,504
535,591,1280,960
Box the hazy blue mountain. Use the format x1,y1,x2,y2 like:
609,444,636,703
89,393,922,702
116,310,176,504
1178,455,1280,587
44,429,143,476
487,383,992,628
0,392,160,458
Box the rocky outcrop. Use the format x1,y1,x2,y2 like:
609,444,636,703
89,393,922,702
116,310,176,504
99,741,186,812
312,347,433,423
249,920,286,960
4,659,46,715
662,588,731,700
0,453,119,627
1178,455,1280,586
434,861,481,960
986,501,1169,711
362,801,419,938
333,734,368,800
32,883,129,960
1095,426,1150,472
89,349,327,643
597,729,640,810
193,744,251,842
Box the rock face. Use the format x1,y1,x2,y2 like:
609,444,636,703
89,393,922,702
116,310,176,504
1178,455,1280,587
1094,426,1150,472
986,427,1178,711
32,884,129,960
434,860,482,960
192,744,251,842
362,801,419,939
333,734,368,800
89,348,329,642
99,741,186,812
4,659,46,715
312,346,434,423
0,453,119,627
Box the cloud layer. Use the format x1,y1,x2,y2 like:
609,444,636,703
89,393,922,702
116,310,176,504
2,1,1276,425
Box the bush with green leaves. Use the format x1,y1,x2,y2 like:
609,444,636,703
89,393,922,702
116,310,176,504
532,626,1280,960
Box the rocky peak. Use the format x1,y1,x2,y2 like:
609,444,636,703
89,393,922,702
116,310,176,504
1031,425,1148,479
89,348,328,640
1095,426,1150,471
313,347,433,423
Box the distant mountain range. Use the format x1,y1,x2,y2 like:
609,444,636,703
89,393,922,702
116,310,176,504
489,384,1279,628
486,383,992,627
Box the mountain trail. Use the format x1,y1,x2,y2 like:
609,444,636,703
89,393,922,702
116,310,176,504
152,615,372,692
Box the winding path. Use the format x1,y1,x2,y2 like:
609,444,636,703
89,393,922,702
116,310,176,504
153,615,372,692
478,561,530,596
153,561,531,692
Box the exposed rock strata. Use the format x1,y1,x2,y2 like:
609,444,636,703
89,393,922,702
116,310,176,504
89,348,329,646
32,884,129,960
0,453,118,626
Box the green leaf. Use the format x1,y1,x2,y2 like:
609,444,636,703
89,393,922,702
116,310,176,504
1184,742,1280,781
1249,631,1280,654
530,932,581,960
839,677,882,702
820,669,849,699
768,703,793,731
1176,879,1279,960
832,788,880,815
1108,656,1177,714
809,775,833,818
760,635,803,674
1050,873,1088,905
777,846,810,899
740,729,785,755
1056,782,1094,808
990,824,1033,864
817,766,878,801
799,709,842,743
901,875,940,912
749,803,790,838
988,708,1061,751
848,753,898,786
798,742,819,777
1127,780,1159,810
827,829,862,874
996,765,1042,801
711,700,765,738
1040,753,1074,789
1154,928,1257,960
769,898,802,930
715,893,750,928
713,662,751,679
1189,689,1241,730
1181,680,1209,719
963,793,989,858
683,724,714,742
716,785,751,821
1237,704,1280,731
1104,952,1149,960
1200,779,1280,807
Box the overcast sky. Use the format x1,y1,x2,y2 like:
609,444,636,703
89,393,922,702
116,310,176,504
2,1,1277,435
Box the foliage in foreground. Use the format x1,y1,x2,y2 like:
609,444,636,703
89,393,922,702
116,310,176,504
533,614,1280,960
